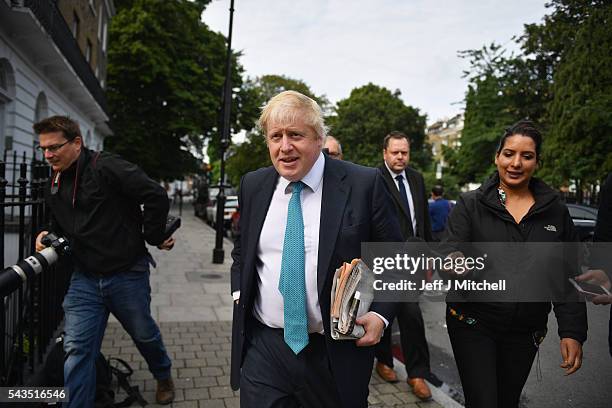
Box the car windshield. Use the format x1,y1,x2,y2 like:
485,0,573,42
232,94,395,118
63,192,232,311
226,200,238,208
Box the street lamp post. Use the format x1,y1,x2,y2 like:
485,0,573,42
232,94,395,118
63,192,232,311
212,0,235,264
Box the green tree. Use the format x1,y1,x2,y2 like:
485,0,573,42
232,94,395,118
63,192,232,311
105,0,249,180
542,4,612,189
454,0,612,196
521,0,605,78
246,75,329,109
448,43,550,186
225,75,327,186
328,83,429,169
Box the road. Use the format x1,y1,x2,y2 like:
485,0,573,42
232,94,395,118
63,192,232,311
413,297,612,408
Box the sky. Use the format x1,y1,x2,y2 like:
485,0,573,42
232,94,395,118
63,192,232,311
202,0,549,125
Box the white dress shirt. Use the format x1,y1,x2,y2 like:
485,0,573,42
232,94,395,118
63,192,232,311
253,153,325,333
384,162,417,234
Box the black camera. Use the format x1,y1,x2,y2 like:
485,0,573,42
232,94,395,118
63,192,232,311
163,215,181,241
41,232,71,256
0,233,71,298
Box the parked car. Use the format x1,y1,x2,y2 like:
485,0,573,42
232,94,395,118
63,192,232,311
567,203,598,241
207,195,238,228
205,198,216,225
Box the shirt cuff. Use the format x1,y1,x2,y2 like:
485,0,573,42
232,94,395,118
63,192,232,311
370,311,389,328
232,291,241,301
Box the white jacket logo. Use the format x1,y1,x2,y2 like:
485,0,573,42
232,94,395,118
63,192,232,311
544,225,557,232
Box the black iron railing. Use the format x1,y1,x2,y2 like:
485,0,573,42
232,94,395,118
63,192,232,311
0,151,71,386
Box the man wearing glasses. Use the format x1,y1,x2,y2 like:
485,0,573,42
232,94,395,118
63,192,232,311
323,135,343,160
33,116,176,407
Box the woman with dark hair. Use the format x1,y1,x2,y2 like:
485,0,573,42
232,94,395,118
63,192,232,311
443,120,587,408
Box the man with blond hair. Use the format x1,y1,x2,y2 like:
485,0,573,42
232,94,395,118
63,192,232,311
230,91,402,408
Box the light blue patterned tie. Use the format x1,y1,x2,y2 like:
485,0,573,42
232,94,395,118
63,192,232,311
278,181,308,354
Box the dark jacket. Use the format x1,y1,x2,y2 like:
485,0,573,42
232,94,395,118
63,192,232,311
593,173,612,280
377,164,433,241
445,172,588,343
46,148,169,275
230,156,403,407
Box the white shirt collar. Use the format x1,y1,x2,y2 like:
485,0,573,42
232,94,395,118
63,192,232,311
384,161,405,180
279,152,325,194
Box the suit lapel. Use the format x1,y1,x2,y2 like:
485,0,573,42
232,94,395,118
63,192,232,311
317,157,349,297
243,167,278,291
379,164,409,218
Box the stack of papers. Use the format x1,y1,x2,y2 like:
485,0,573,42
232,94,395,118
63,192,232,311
330,259,375,340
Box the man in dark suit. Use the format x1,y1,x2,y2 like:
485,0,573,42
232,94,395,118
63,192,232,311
374,131,434,400
576,172,612,356
230,90,403,408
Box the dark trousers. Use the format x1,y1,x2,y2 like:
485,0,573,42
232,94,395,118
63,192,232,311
446,313,538,408
240,320,342,408
375,302,431,378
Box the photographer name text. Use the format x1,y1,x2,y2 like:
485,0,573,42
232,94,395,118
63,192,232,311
373,279,507,292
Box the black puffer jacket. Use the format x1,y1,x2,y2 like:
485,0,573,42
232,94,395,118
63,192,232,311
445,172,588,343
46,148,169,275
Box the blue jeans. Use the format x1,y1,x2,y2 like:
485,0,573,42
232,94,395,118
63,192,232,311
62,257,171,408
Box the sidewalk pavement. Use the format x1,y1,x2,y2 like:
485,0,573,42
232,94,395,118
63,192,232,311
101,208,444,408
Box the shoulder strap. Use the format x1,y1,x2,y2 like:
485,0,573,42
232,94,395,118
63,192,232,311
108,357,148,407
92,151,102,167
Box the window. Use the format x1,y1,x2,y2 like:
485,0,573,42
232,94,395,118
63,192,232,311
34,93,48,154
568,206,598,221
0,59,15,153
101,21,108,53
86,40,92,63
97,4,104,40
72,11,80,39
34,93,48,123
0,100,5,152
0,59,14,101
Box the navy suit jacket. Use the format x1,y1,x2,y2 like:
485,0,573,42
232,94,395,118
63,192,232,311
230,156,403,407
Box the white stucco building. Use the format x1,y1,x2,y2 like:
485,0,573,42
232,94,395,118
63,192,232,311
0,0,115,160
